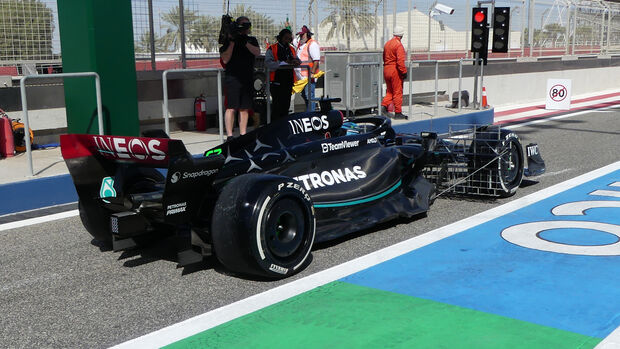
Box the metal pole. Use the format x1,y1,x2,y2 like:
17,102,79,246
94,74,103,135
606,6,612,53
600,9,606,54
19,78,33,176
378,63,382,116
458,59,463,112
292,0,296,35
383,0,387,45
148,0,156,71
162,70,170,135
217,70,224,143
528,0,535,56
408,0,412,57
521,0,526,57
345,64,350,117
565,2,570,55
393,0,397,31
473,53,479,108
427,8,432,60
179,0,186,69
571,4,577,55
408,61,413,113
466,0,471,58
266,66,271,124
480,59,485,110
434,61,438,117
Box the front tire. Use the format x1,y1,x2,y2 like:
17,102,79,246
211,174,316,279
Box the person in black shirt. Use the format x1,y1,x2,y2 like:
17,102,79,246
265,29,300,119
219,16,260,141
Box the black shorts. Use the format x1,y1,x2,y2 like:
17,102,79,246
224,75,253,110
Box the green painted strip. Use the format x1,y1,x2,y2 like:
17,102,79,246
164,281,601,349
314,180,402,208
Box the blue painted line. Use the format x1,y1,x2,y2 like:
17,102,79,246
314,180,402,208
393,108,494,135
0,174,76,216
342,170,620,339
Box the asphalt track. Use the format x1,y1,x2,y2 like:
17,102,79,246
0,107,619,348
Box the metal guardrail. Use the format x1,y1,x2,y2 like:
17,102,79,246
20,72,103,177
405,58,486,121
345,62,383,117
162,68,224,143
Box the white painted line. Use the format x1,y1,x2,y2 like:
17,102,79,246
590,190,620,198
506,103,620,130
597,325,620,349
0,210,79,232
0,202,77,219
111,161,620,349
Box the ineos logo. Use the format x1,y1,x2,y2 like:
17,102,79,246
288,115,329,135
93,136,166,161
170,172,181,183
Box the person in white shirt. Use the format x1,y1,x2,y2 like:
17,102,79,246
295,25,320,111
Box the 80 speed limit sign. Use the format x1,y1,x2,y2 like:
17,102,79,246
545,79,572,110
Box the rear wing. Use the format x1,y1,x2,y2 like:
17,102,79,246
60,134,224,225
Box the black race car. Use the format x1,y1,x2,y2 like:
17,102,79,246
60,106,545,279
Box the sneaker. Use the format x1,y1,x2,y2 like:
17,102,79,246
393,113,408,120
226,136,235,142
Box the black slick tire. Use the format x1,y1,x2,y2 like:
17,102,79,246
211,174,316,279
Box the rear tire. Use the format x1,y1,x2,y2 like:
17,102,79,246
211,174,315,279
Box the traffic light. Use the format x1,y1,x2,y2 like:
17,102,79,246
492,7,510,53
471,8,488,62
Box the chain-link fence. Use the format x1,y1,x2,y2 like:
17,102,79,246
1,0,620,75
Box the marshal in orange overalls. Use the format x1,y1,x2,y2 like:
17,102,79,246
381,36,407,114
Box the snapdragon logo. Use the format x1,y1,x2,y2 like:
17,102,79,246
288,115,329,135
294,166,367,190
182,169,219,179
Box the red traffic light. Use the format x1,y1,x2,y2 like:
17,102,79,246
474,11,486,23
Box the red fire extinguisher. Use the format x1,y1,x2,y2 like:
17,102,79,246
194,94,207,131
0,109,15,158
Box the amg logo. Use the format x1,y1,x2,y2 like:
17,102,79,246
294,166,367,190
269,264,289,275
288,115,329,135
93,136,166,161
166,202,187,215
321,140,360,153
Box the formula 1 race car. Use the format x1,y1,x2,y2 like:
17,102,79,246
60,105,545,279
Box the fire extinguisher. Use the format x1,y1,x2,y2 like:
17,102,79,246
0,108,15,158
194,94,207,131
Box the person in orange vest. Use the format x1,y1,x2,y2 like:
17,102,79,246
295,25,321,111
381,26,408,120
265,28,300,119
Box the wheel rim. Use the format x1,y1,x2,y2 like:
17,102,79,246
500,141,520,185
265,198,306,259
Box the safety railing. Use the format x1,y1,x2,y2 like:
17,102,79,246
405,58,486,120
161,68,224,143
264,64,311,123
20,72,103,177
345,62,383,117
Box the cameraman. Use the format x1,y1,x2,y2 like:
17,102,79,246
219,16,260,141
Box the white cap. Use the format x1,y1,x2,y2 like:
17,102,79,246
393,26,404,36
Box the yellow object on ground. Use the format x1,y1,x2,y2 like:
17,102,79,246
292,71,325,94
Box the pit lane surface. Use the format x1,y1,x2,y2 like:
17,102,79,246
1,108,619,348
